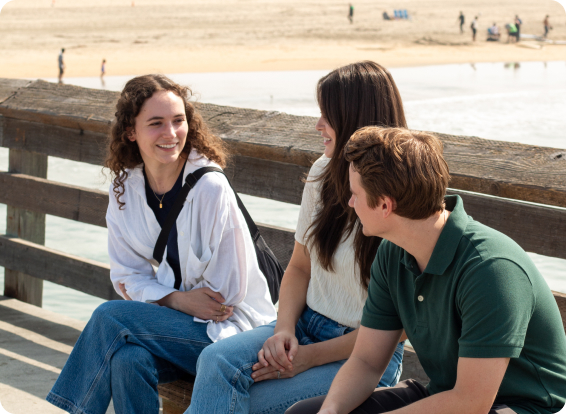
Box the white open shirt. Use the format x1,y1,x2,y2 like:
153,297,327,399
106,150,277,342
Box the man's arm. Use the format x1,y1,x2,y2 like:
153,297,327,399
318,326,402,414
387,357,510,414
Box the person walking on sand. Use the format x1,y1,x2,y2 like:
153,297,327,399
471,16,478,41
58,48,65,83
514,15,522,42
100,59,106,78
348,4,354,24
543,15,552,38
458,11,465,34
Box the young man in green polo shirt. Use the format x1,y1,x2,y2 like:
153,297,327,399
286,127,566,414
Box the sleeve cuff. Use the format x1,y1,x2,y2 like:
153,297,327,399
141,284,177,304
458,345,523,358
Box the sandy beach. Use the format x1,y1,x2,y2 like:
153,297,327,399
0,0,565,78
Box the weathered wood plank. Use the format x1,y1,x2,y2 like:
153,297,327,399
0,236,119,301
226,155,307,205
0,79,32,104
3,173,566,261
448,189,566,260
158,378,195,413
0,172,109,227
0,79,116,134
1,117,107,166
0,79,565,207
4,149,48,307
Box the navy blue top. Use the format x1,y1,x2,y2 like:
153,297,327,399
143,163,185,286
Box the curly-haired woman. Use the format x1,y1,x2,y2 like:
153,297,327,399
46,74,277,414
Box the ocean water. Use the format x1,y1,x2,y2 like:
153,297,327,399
0,61,565,320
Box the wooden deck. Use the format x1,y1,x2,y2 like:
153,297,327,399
0,296,106,413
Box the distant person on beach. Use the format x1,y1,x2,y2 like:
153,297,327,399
348,3,354,24
57,48,65,83
514,15,522,42
506,23,518,43
471,16,478,41
458,11,465,33
487,23,500,41
284,126,566,414
187,61,407,414
46,74,277,414
383,11,391,20
100,59,106,78
543,15,552,38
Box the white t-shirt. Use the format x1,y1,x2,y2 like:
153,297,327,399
106,149,277,342
295,155,367,328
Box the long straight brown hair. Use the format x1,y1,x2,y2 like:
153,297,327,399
308,61,407,288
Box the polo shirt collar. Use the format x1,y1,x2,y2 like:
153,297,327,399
423,195,469,275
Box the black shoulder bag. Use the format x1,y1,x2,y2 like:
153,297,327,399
153,167,283,304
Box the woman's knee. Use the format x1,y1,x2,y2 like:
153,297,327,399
111,343,155,375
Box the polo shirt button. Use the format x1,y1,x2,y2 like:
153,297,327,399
418,295,424,302
180,231,185,236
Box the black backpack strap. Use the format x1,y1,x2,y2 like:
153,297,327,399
153,165,267,291
152,167,223,266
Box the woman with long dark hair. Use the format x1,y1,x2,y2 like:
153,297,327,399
188,61,408,414
46,74,277,414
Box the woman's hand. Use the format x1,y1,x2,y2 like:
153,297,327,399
158,288,234,321
255,330,299,374
251,344,314,382
119,283,132,300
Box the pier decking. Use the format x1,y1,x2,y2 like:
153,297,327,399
0,78,565,413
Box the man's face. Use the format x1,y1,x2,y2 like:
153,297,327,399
348,165,383,237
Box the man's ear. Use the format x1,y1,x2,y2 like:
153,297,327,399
381,196,396,218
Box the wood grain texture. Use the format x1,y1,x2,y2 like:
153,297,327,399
0,236,119,301
0,79,116,133
448,189,566,260
0,78,565,207
0,79,32,104
4,149,48,307
1,117,108,166
158,378,195,412
0,171,108,227
3,173,565,261
226,155,307,205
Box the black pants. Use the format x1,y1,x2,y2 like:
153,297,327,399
285,380,517,414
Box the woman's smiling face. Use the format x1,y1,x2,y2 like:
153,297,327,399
315,114,337,158
129,90,188,170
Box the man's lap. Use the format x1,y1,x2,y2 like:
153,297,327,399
285,379,518,414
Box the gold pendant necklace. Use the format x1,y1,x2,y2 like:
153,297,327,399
153,190,166,209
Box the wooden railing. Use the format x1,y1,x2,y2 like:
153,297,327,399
0,78,565,411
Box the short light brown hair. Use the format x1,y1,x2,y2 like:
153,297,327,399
344,127,450,220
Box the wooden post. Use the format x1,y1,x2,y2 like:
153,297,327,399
4,144,48,307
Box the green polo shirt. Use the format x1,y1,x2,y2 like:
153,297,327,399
362,195,566,414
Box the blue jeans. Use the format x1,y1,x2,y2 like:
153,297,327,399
46,300,212,414
188,306,404,414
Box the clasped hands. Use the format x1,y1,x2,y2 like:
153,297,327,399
251,330,313,382
118,283,233,322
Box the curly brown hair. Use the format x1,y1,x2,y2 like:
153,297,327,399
105,74,227,209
